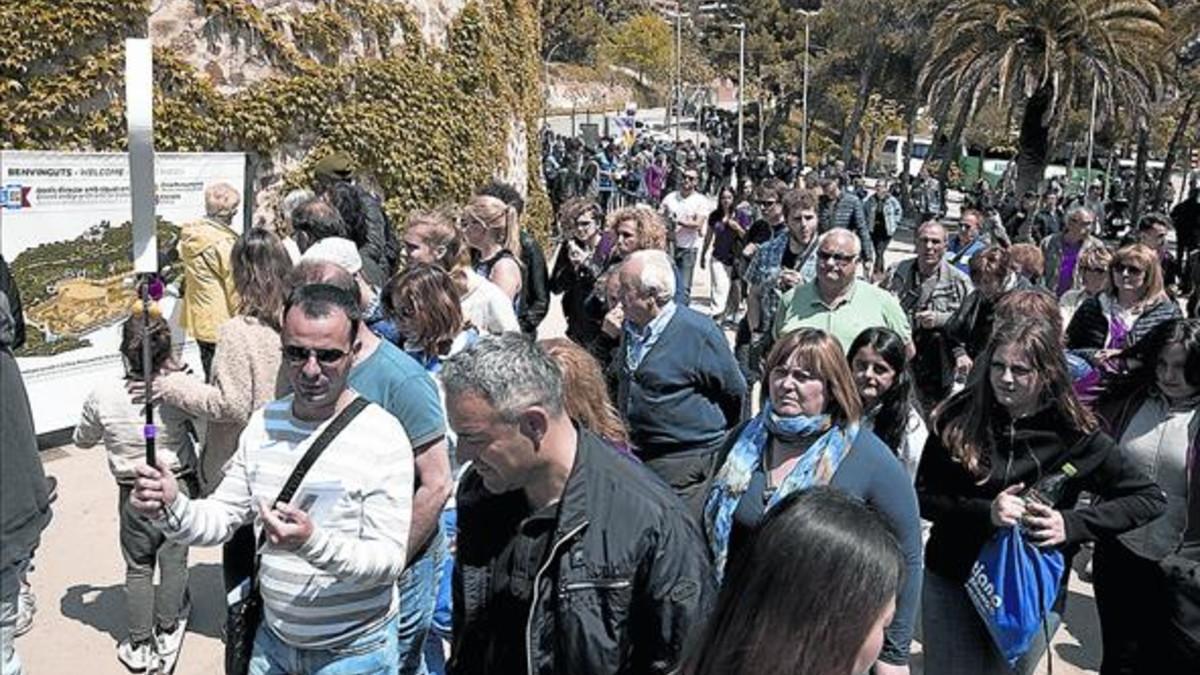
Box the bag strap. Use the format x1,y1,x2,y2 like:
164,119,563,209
274,396,370,506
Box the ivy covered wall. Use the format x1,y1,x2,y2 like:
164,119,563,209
0,0,549,235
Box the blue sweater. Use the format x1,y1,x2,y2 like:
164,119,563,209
718,425,924,665
617,306,746,458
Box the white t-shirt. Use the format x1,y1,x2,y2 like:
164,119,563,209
661,191,711,250
461,269,520,335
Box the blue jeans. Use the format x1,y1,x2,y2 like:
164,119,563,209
674,247,698,306
1,560,28,675
397,528,445,675
248,613,399,675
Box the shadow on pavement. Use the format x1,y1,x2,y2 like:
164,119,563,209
1055,588,1103,672
59,563,225,642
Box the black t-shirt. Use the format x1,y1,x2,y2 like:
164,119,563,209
780,243,800,271
488,500,560,672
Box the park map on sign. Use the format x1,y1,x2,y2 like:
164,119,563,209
10,218,181,357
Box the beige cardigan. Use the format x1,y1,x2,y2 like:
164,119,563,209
158,315,289,493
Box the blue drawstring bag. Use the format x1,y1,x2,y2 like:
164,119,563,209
965,526,1065,666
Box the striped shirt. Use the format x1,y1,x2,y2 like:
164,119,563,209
161,395,413,648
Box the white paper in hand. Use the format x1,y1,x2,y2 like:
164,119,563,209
292,480,344,525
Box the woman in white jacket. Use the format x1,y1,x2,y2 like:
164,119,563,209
847,327,927,481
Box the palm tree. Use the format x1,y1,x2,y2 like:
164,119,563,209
920,0,1168,197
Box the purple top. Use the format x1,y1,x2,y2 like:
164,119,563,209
708,209,739,265
1108,313,1131,350
1056,240,1083,297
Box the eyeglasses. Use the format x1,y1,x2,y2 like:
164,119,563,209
817,250,857,264
757,200,778,208
1114,264,1145,277
282,345,350,365
1080,265,1108,275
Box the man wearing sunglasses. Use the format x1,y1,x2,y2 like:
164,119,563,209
291,260,450,675
773,229,912,358
132,283,416,671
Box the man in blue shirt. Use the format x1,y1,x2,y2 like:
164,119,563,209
945,210,989,274
616,250,747,515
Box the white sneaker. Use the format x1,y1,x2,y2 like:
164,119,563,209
117,640,155,672
13,583,35,637
154,621,186,659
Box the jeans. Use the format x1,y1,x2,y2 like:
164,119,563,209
922,570,1058,675
1,560,29,675
396,528,445,675
673,247,698,306
119,482,191,644
249,613,399,675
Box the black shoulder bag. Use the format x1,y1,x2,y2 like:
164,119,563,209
224,396,370,675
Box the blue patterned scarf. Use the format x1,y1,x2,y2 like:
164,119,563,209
703,402,858,581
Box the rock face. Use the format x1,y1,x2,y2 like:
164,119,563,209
146,0,529,217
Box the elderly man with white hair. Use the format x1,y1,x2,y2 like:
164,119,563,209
774,228,913,356
616,249,747,515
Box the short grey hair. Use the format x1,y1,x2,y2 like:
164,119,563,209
1065,205,1094,224
625,249,676,305
817,227,861,256
280,189,314,223
442,333,564,419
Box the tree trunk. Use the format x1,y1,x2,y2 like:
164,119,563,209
1014,86,1054,198
1131,122,1150,223
841,48,885,167
900,96,920,212
937,92,974,195
865,120,879,175
1154,94,1196,210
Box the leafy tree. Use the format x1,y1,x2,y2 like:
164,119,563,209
600,13,673,85
921,0,1168,197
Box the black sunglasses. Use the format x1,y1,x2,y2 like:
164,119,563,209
282,345,350,365
817,250,857,264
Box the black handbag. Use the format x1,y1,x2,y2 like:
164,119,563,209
224,397,370,675
1161,540,1200,654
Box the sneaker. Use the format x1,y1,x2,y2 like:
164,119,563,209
117,639,156,672
45,475,58,504
154,621,186,659
13,583,34,637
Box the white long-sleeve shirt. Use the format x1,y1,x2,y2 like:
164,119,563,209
161,395,413,648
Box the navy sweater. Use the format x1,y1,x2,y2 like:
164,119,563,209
617,306,746,457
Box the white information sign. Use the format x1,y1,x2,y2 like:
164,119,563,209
1,150,247,434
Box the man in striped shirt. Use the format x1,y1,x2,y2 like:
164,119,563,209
131,283,414,672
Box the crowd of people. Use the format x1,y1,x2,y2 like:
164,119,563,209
1,140,1199,675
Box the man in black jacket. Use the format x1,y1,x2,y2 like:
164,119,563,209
1,285,51,674
313,152,398,288
442,334,713,675
477,181,550,335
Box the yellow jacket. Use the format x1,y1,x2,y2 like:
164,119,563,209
177,218,240,343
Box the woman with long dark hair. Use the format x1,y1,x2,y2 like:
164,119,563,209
151,228,293,491
548,197,616,354
703,328,922,673
685,487,903,675
847,327,927,480
1093,318,1200,674
917,318,1166,674
700,186,746,323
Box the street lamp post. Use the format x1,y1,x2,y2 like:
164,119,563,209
736,22,745,154
800,10,814,167
675,3,683,142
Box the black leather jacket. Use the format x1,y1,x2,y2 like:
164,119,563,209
450,428,714,675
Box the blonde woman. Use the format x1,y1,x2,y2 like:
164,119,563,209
402,209,519,335
461,195,522,302
1066,243,1182,369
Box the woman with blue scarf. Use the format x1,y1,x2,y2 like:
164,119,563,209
703,328,923,674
